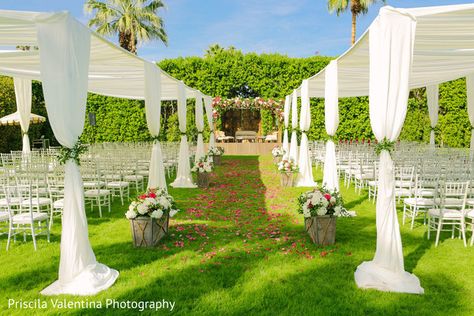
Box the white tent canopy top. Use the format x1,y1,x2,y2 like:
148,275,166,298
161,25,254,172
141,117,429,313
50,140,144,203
0,111,45,126
0,9,209,101
292,3,474,98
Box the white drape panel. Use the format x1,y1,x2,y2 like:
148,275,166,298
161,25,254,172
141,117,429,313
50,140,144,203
282,95,290,158
195,93,205,162
144,62,166,190
466,75,474,152
296,80,316,187
354,10,423,294
171,82,196,188
37,14,118,296
323,61,339,191
289,91,298,163
204,96,215,148
427,85,439,146
14,77,32,153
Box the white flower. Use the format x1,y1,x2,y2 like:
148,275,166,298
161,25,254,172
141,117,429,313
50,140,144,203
144,197,155,206
137,203,148,215
321,199,329,207
303,209,311,218
317,207,327,216
159,196,171,209
129,201,138,212
330,197,336,204
150,210,163,219
334,206,342,216
125,210,137,219
169,209,179,217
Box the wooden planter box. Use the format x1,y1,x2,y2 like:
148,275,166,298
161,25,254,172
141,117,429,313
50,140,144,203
304,215,337,246
280,172,295,187
197,172,210,188
130,215,169,247
212,155,222,165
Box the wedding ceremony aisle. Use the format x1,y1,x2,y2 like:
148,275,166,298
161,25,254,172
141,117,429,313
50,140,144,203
1,155,473,315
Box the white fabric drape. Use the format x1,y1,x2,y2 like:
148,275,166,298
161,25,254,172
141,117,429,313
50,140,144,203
323,61,339,191
282,95,290,158
466,75,474,152
289,91,298,163
37,14,118,296
354,9,423,294
427,85,439,146
144,62,166,190
171,82,196,188
14,77,32,153
195,93,205,163
296,80,316,187
204,96,215,148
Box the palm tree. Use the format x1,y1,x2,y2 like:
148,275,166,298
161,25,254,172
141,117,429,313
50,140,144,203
85,0,168,54
328,0,385,45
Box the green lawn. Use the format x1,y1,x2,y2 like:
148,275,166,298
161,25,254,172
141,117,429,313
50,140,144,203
1,155,473,315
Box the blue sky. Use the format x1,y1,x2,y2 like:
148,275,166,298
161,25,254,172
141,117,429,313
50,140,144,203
1,0,473,60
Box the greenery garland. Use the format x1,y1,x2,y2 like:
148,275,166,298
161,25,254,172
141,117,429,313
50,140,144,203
374,138,396,155
211,96,284,121
58,138,88,165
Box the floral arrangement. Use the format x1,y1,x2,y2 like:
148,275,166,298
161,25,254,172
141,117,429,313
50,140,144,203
192,156,213,173
272,146,286,157
212,96,284,121
297,187,345,218
277,159,298,173
125,188,180,220
208,146,224,156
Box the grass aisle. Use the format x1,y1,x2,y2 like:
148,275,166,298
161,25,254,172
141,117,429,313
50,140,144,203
1,155,473,315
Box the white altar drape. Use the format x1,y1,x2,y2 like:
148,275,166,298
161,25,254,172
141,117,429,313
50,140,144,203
38,14,118,296
323,61,339,191
282,95,290,158
427,85,439,146
296,80,316,187
204,96,215,148
354,9,423,294
171,82,196,188
13,77,32,154
289,91,298,163
144,62,166,190
195,92,205,163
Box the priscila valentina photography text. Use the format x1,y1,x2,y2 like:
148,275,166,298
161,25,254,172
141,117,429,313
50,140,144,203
1,0,474,315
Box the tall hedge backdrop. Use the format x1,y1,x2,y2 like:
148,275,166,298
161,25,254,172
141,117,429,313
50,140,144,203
0,48,472,152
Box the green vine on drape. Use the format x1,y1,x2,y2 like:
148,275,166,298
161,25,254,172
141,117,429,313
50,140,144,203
374,138,396,155
58,138,88,165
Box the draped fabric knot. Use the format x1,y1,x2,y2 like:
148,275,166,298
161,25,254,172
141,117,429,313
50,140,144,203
58,138,87,165
150,135,160,143
327,135,337,142
374,138,396,156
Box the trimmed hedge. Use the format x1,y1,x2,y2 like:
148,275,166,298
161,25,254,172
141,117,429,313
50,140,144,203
0,50,473,151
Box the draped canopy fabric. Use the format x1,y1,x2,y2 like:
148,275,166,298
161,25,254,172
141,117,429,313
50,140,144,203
37,13,118,296
204,96,215,148
289,91,299,163
427,85,439,145
282,95,290,159
13,77,32,153
0,10,209,101
323,61,339,191
195,92,205,163
466,75,474,151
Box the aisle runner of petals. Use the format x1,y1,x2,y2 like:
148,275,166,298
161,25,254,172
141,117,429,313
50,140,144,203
165,157,352,272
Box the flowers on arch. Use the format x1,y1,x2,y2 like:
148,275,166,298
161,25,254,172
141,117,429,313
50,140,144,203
297,187,345,218
272,146,286,158
125,188,180,220
208,146,224,156
192,156,213,173
277,159,298,173
211,96,284,121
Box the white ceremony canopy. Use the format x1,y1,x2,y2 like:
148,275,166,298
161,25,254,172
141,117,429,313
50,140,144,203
0,10,212,296
288,3,474,294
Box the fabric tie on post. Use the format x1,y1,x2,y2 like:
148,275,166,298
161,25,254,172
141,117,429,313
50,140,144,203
289,91,299,163
354,7,423,294
171,82,196,188
38,13,118,296
296,80,317,187
323,60,339,191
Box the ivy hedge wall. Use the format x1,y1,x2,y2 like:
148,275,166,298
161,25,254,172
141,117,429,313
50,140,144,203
0,49,472,152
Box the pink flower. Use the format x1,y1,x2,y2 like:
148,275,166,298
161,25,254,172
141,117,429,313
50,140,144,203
139,194,147,199
148,192,156,198
324,193,331,201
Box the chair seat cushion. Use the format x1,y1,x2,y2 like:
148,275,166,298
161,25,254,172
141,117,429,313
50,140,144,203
0,211,9,221
395,189,412,196
395,180,414,187
434,198,464,206
107,181,129,188
12,212,49,223
124,175,144,181
0,197,22,206
84,189,111,197
466,209,474,218
83,181,106,188
53,199,64,209
404,197,434,207
428,208,463,219
21,198,51,207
